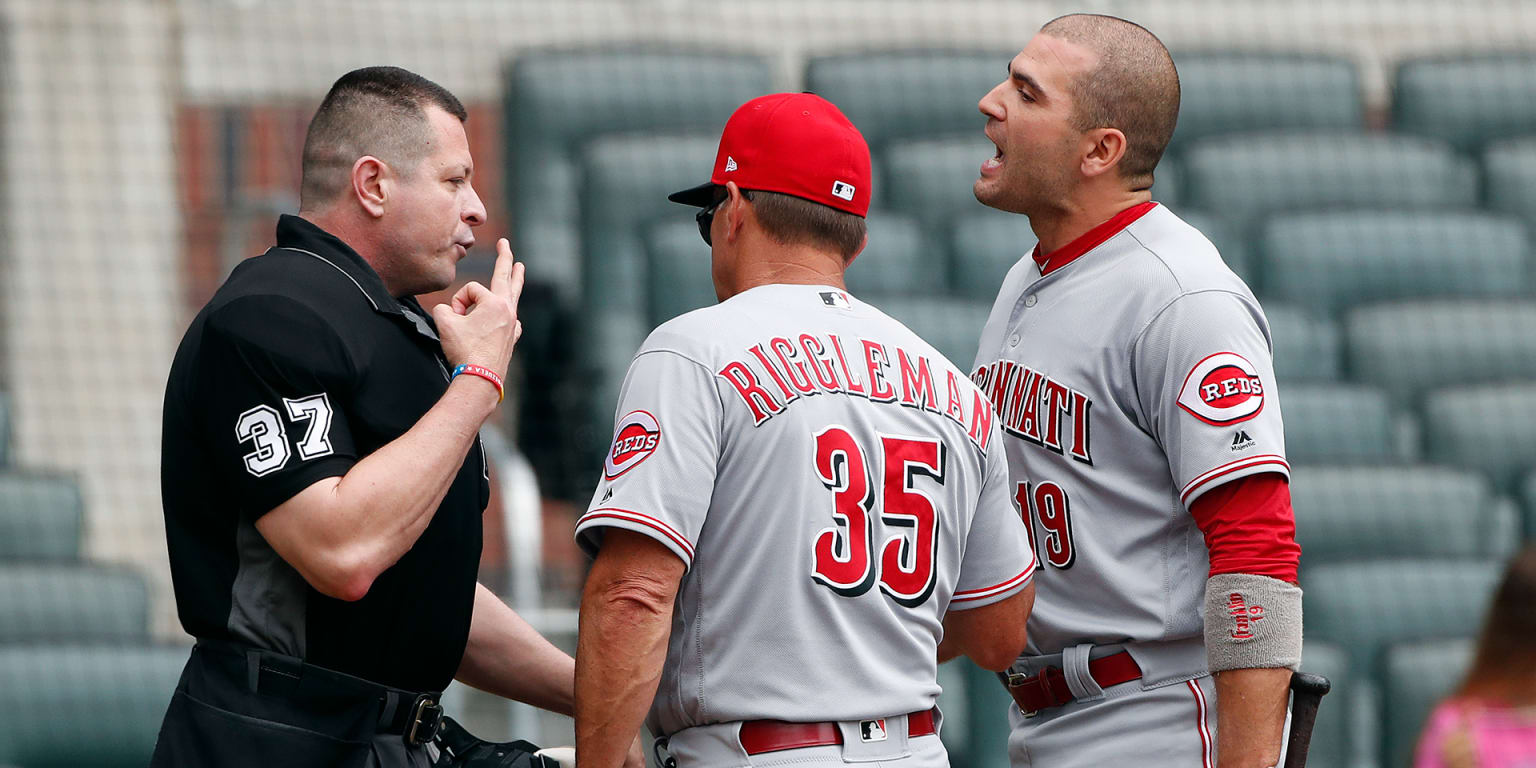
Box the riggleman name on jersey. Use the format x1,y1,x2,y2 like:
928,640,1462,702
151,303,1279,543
971,360,1092,465
715,334,994,452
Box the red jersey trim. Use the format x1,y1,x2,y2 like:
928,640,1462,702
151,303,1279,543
1187,680,1213,768
578,507,696,561
951,564,1036,603
1033,201,1158,277
1180,455,1290,505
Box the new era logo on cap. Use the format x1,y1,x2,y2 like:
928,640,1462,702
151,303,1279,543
724,156,738,172
831,180,856,201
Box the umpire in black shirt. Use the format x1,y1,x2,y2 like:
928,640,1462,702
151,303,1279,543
152,67,640,768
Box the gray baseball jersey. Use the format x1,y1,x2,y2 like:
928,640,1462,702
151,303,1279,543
578,283,1035,738
971,202,1289,665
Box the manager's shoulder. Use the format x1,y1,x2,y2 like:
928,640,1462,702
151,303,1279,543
636,301,740,364
1127,205,1253,299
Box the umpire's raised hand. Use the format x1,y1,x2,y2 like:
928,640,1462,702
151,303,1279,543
434,237,526,381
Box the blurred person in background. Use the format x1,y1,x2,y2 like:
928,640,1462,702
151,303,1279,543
970,13,1302,768
1416,544,1536,768
152,66,639,768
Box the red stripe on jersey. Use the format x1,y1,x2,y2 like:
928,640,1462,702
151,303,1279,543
1180,454,1289,505
580,508,696,561
1189,473,1300,582
1187,680,1213,768
951,565,1036,603
1033,201,1158,276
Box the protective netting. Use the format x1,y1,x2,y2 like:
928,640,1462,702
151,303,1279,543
1,1,1534,765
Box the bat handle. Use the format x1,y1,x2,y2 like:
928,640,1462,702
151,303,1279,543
1282,672,1332,768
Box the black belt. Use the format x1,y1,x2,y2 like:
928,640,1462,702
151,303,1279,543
195,639,445,746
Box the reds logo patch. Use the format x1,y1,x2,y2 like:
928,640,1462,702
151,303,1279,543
1177,352,1265,426
604,410,661,479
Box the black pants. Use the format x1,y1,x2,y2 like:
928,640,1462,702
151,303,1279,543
150,642,436,768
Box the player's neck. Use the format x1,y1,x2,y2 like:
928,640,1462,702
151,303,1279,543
726,243,848,298
1031,189,1152,256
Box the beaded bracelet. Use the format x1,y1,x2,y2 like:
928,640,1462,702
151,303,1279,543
451,363,504,403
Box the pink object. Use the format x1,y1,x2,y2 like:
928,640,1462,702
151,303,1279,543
1415,698,1536,768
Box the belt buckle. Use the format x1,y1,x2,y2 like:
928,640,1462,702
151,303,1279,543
405,693,443,746
1006,666,1071,718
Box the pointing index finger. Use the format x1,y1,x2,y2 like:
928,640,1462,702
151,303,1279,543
490,238,516,296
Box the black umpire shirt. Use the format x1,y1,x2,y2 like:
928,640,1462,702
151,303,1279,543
161,214,488,693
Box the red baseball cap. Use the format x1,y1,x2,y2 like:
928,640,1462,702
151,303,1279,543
668,92,872,217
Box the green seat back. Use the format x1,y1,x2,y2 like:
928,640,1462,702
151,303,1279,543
0,644,187,768
1290,465,1514,564
949,210,1035,302
581,134,720,316
0,472,83,560
871,296,991,371
1424,382,1536,490
1303,560,1499,676
844,213,931,297
1298,641,1352,768
1265,305,1341,382
1524,470,1536,538
504,50,770,298
1484,136,1536,225
644,220,717,326
1381,639,1475,768
0,565,149,642
1260,212,1529,315
1182,132,1478,232
0,392,9,467
883,133,995,237
1346,301,1536,404
1170,53,1363,147
805,51,1012,151
1394,54,1536,151
1281,384,1401,463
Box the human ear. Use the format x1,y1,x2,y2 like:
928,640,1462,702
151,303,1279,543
1081,128,1128,179
352,156,388,217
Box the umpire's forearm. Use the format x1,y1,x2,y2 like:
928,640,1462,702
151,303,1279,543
1214,667,1292,768
576,535,681,768
456,583,575,716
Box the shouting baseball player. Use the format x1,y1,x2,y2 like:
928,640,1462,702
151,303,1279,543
573,93,1037,768
970,14,1302,768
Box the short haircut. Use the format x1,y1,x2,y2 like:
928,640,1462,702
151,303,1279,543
299,66,468,209
1039,14,1180,188
749,191,867,260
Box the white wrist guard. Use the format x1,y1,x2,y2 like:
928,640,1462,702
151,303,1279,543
1204,573,1302,673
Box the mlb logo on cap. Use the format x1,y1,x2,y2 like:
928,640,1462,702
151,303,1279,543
667,92,872,217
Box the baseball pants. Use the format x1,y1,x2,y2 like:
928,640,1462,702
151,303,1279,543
661,712,951,767
1007,675,1217,768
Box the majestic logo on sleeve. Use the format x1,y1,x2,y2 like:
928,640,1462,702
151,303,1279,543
605,410,661,479
1177,352,1265,426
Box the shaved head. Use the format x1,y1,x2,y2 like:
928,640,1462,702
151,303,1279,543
300,66,468,210
1039,14,1179,187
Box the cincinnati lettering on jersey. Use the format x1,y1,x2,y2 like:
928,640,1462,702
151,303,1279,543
715,334,994,452
970,360,1093,465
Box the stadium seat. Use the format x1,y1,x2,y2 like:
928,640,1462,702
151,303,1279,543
872,296,992,370
1394,54,1536,151
1290,465,1517,564
1181,132,1478,232
0,564,149,642
0,472,83,561
1483,135,1536,225
844,213,931,297
882,133,995,235
1381,638,1475,768
504,51,771,299
644,220,718,326
804,51,1012,151
1303,560,1500,676
1298,641,1352,768
1260,211,1530,315
1264,305,1341,382
581,133,720,316
0,644,188,768
0,391,9,467
1280,384,1405,464
1169,53,1363,147
1346,301,1536,404
949,210,1035,302
1424,382,1536,491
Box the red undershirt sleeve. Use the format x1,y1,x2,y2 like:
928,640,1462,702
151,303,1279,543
1188,472,1300,583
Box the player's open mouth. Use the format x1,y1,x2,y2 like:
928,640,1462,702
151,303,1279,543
981,144,1005,175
